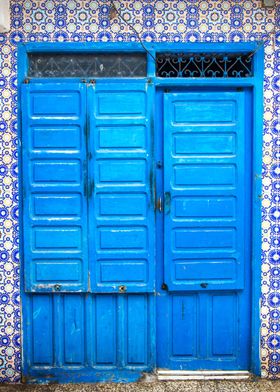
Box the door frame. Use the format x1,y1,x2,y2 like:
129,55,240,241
18,42,264,378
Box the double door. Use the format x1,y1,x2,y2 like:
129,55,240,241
21,79,251,380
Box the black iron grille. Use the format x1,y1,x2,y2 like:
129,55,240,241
156,53,253,78
28,53,147,78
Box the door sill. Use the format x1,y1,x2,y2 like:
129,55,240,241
157,370,250,381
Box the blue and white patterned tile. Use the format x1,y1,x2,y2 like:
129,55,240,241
0,0,279,382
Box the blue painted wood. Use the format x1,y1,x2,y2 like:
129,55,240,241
156,90,251,370
172,295,197,357
32,295,53,365
21,78,156,382
21,82,89,292
24,293,154,382
88,80,155,293
157,291,250,370
64,295,85,364
19,43,263,382
163,91,247,291
20,41,260,55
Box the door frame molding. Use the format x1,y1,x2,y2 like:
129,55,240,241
18,41,264,378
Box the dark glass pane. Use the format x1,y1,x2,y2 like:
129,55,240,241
156,53,253,78
28,53,147,78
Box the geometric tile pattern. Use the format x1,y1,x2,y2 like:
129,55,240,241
0,0,279,382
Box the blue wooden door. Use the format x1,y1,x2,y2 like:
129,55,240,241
22,82,89,292
157,91,251,370
21,80,155,382
87,80,155,293
22,81,252,380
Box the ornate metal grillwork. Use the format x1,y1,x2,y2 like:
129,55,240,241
156,53,253,78
28,53,147,78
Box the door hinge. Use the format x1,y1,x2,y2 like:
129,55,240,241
84,181,88,197
161,283,168,291
88,180,94,198
164,191,171,214
24,78,30,84
84,180,94,198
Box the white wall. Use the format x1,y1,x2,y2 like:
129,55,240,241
0,0,10,32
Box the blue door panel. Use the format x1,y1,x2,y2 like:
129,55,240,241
171,295,197,357
24,293,154,373
88,80,155,293
164,92,247,291
31,295,53,365
22,83,88,292
64,295,85,364
157,291,250,370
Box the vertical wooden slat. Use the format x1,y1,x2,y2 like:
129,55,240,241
64,295,84,364
32,295,53,365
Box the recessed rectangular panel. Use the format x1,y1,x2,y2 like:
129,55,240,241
64,296,84,364
127,295,147,365
32,295,53,365
98,126,146,149
172,295,197,357
212,294,237,356
174,197,235,219
99,227,147,250
33,227,81,250
98,194,146,217
33,161,80,183
174,165,235,186
174,228,235,250
95,296,116,365
99,261,147,282
175,259,236,281
33,126,80,149
97,92,145,115
98,161,146,183
174,101,235,123
173,133,235,155
31,92,80,116
35,261,82,281
33,194,81,217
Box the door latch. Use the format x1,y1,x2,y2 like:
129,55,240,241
156,196,163,212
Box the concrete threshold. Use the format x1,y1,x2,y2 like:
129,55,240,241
157,370,250,380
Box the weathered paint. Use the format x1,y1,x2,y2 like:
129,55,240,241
18,42,263,382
